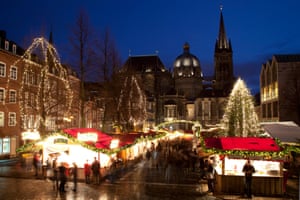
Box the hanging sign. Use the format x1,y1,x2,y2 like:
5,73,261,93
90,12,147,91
77,132,98,142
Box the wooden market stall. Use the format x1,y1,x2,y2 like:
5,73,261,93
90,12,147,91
203,137,285,196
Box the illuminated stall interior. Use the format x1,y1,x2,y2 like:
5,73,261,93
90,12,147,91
203,137,285,195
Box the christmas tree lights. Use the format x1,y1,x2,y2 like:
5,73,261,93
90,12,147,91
221,78,261,137
117,75,147,130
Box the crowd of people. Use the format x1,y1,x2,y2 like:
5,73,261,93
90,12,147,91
26,139,293,197
144,139,218,194
30,154,102,193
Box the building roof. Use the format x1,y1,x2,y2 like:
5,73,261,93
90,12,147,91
63,128,112,146
274,54,300,63
261,122,300,144
204,137,280,152
122,55,166,73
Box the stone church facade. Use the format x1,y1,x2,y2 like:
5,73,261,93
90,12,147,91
121,10,236,130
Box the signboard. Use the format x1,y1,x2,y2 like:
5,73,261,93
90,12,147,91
77,132,98,142
22,130,40,140
53,138,68,144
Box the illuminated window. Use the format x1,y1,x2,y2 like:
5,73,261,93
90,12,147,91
8,112,16,126
193,58,199,66
183,58,190,66
0,88,4,102
164,105,176,118
3,138,10,153
175,60,181,67
10,66,17,80
0,112,4,127
9,90,16,103
0,62,6,77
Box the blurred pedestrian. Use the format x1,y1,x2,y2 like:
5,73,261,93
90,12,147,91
84,160,91,184
52,157,59,190
33,152,40,176
206,161,216,194
242,159,255,198
70,162,78,192
58,163,67,192
283,156,291,195
91,157,101,184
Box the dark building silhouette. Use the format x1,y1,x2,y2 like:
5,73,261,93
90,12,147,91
120,8,236,130
260,54,300,125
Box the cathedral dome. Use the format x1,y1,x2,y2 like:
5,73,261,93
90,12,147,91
173,42,203,78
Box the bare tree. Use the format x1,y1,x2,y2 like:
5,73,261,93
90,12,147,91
93,28,123,132
95,28,121,82
69,9,96,127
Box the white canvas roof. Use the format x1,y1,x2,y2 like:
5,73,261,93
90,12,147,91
261,122,300,144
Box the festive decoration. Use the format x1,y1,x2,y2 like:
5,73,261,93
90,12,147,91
198,77,300,159
221,78,261,137
117,75,147,130
16,37,73,134
199,136,288,160
16,129,167,155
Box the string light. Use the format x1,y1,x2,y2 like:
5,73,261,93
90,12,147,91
117,75,147,129
16,37,73,135
221,78,261,137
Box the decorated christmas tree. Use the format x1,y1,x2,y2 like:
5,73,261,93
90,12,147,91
221,78,261,137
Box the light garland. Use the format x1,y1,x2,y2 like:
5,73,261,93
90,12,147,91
117,75,147,129
17,37,73,134
16,130,168,155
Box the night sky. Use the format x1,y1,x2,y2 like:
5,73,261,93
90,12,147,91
1,0,300,94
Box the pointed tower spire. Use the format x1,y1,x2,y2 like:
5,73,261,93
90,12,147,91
216,5,229,50
49,27,53,45
214,5,235,94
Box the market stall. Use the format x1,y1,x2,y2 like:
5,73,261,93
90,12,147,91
42,128,114,168
203,137,285,196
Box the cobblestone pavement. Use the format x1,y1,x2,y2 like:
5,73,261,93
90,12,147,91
0,159,298,200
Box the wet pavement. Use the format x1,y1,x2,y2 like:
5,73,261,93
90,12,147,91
0,158,298,200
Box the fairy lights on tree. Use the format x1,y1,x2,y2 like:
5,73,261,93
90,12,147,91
17,37,73,135
221,78,261,137
117,75,147,132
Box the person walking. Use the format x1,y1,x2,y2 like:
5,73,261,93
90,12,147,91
70,162,78,192
91,157,101,184
206,161,216,194
242,159,255,198
33,152,40,176
58,163,67,193
84,160,91,184
52,157,59,190
283,156,291,195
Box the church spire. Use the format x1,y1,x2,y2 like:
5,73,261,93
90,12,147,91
49,26,53,45
216,5,231,50
214,5,235,94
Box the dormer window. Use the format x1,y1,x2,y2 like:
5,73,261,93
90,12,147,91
5,41,9,51
12,44,16,54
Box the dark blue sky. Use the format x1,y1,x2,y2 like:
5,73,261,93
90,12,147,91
1,0,300,94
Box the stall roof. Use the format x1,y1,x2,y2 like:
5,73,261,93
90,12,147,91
113,132,160,148
204,137,280,152
63,128,112,143
261,122,300,144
